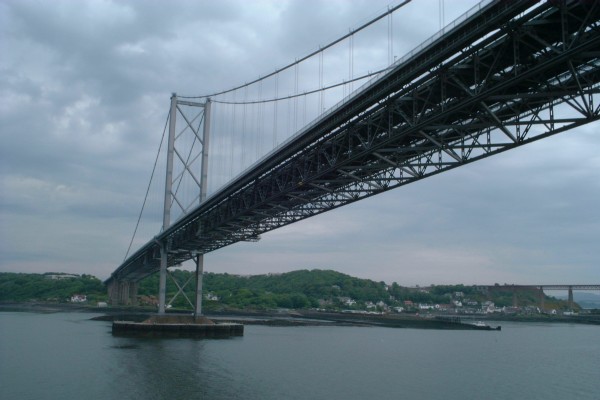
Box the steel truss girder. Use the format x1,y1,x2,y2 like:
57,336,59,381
109,0,600,283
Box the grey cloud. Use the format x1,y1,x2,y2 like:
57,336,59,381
1,0,598,285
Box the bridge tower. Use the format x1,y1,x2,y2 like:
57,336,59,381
158,93,211,316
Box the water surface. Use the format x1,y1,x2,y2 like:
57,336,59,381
1,311,598,399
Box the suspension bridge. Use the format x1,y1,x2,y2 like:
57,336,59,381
106,0,600,315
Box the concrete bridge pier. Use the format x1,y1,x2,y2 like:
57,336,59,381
108,279,139,306
128,281,139,306
158,244,168,314
194,254,204,318
108,280,118,306
568,286,573,310
119,281,129,305
539,287,545,311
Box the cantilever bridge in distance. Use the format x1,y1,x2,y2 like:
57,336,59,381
476,285,600,310
106,0,600,314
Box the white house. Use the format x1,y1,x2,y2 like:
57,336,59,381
341,297,356,306
46,274,78,280
206,293,220,301
70,294,87,303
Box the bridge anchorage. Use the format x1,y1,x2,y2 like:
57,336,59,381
107,0,600,316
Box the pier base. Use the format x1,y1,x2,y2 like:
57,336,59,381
112,315,243,338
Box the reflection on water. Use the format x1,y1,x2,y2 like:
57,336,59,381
1,311,599,400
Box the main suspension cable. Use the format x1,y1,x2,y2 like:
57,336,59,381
124,110,170,261
179,0,411,99
211,68,387,105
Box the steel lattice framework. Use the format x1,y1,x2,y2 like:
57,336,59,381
108,0,600,287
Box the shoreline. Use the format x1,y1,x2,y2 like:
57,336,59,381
2,302,599,328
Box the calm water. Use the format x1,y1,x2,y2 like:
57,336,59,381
0,311,598,400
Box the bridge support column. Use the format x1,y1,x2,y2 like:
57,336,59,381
156,94,177,315
193,98,210,319
194,254,204,318
158,244,168,314
120,281,130,305
108,280,119,306
107,280,138,306
568,286,573,310
539,287,545,311
128,281,139,306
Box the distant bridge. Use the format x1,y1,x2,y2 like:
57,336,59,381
484,285,600,291
106,0,600,314
479,284,600,309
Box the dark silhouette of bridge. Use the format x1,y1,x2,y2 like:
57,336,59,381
479,284,600,310
106,0,600,314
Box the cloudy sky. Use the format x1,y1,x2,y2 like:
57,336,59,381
1,0,599,286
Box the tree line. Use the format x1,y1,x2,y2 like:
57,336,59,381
0,272,105,303
138,269,390,310
0,270,576,312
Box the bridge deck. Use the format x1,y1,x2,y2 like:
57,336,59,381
108,0,600,284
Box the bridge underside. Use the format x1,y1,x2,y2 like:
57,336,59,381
108,0,600,290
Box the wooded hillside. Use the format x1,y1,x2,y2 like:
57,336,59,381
0,270,578,313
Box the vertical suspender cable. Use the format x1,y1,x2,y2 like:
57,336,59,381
257,79,263,159
287,93,292,138
241,86,247,168
319,50,324,114
303,91,307,127
388,8,394,66
387,6,392,65
229,91,235,180
294,62,299,132
349,33,354,92
273,73,279,147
